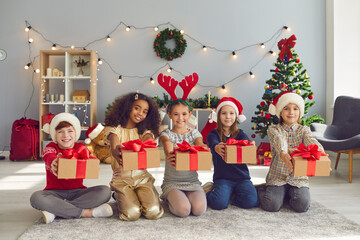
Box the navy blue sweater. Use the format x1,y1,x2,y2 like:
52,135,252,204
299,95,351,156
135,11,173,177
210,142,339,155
207,129,251,182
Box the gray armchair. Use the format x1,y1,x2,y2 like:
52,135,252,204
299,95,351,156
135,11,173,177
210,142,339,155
311,96,360,183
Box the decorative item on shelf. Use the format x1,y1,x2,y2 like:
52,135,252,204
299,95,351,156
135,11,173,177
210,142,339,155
59,94,65,103
45,94,50,102
52,68,60,77
74,56,89,76
59,71,64,77
73,90,90,103
46,68,52,77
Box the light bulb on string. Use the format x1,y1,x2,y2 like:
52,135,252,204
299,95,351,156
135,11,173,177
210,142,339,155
180,30,184,34
283,26,291,31
154,26,159,31
28,38,34,43
260,43,265,49
269,50,276,56
35,69,40,73
249,71,255,78
25,26,31,32
118,75,122,83
71,45,75,50
126,26,130,31
24,63,31,70
232,51,237,59
106,35,111,42
150,77,155,84
98,58,103,65
202,46,207,51
222,85,227,92
167,67,172,73
52,44,56,50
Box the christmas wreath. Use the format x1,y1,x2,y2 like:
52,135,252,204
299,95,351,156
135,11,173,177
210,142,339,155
154,28,187,61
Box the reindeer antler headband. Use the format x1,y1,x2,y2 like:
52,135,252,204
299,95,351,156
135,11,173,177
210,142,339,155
157,73,198,112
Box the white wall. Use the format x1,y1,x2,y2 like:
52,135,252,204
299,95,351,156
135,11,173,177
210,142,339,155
327,0,360,123
0,0,326,148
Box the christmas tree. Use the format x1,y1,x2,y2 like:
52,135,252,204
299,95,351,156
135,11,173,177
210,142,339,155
251,34,324,139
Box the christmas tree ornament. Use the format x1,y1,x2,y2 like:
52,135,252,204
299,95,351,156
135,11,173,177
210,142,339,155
260,101,266,106
308,94,314,100
251,134,256,138
296,89,301,94
304,73,308,78
271,78,275,81
280,83,288,91
307,82,311,86
269,87,273,91
296,58,300,63
253,125,257,130
265,114,271,119
264,85,269,89
275,68,279,72
292,72,296,76
278,34,296,61
284,57,288,61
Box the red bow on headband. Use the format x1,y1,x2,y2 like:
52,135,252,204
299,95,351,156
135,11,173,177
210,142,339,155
277,34,297,61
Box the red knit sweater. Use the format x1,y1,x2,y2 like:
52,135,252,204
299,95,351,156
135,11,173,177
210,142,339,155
42,142,95,190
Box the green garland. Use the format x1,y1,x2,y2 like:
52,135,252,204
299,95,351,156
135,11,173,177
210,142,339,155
154,28,187,61
153,93,220,109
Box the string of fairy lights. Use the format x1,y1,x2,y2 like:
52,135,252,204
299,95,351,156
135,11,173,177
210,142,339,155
24,20,291,90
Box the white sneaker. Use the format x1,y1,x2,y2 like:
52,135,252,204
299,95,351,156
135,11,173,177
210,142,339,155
41,211,55,224
92,203,113,218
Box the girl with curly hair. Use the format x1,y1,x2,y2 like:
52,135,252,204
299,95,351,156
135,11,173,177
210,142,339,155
104,92,163,221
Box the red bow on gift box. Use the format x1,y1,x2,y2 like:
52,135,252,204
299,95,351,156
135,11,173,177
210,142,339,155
291,143,327,176
121,139,157,169
278,34,297,61
291,143,327,160
226,139,255,146
61,145,94,178
176,141,209,153
121,139,157,152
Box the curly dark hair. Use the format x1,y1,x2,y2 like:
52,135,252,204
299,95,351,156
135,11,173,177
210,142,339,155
104,92,161,138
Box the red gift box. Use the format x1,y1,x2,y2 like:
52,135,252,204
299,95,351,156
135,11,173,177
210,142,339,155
121,139,160,170
175,141,212,171
57,145,99,179
42,113,55,128
225,139,257,165
291,143,330,176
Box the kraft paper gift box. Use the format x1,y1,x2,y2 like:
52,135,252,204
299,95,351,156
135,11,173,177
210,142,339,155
291,143,331,177
224,139,257,165
175,141,212,171
58,158,100,179
120,139,160,171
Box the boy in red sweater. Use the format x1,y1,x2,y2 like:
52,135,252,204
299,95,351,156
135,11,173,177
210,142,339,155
30,113,112,224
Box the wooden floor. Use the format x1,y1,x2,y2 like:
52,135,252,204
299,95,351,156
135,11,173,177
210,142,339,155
0,151,359,240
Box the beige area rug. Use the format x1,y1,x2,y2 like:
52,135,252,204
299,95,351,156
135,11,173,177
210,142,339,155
19,200,360,240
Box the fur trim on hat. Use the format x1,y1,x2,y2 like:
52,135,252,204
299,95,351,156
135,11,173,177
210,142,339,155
49,113,81,142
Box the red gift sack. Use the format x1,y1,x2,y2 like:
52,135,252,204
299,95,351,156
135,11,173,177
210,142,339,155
9,118,39,161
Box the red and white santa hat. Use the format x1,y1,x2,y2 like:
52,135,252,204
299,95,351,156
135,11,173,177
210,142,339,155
268,91,305,118
209,97,246,123
43,112,81,142
84,123,105,144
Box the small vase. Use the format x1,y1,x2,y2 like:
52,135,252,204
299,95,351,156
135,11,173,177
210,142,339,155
77,67,84,76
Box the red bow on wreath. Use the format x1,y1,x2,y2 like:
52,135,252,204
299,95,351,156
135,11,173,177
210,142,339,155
277,34,297,61
291,143,327,161
121,139,157,152
176,141,209,153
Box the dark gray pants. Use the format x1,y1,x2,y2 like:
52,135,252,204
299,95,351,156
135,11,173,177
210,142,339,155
30,185,111,219
257,184,310,212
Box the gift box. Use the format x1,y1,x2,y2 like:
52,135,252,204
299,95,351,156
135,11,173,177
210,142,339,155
224,139,257,165
257,142,271,155
291,143,330,177
121,139,160,171
58,158,100,179
263,157,271,166
42,113,55,128
175,141,212,171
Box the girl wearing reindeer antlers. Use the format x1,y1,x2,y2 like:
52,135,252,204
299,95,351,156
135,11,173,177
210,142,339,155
158,73,208,217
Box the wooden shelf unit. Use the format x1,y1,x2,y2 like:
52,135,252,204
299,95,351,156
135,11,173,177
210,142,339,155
39,50,97,156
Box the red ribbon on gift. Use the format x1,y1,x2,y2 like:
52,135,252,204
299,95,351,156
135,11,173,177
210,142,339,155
175,141,209,170
121,139,157,169
291,143,327,176
62,145,92,178
226,139,255,164
277,34,297,61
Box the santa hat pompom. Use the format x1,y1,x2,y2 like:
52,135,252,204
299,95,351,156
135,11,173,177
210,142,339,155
238,114,246,123
85,123,105,145
43,123,50,134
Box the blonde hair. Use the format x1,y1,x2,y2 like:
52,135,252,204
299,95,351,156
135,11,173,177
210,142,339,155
216,107,239,142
